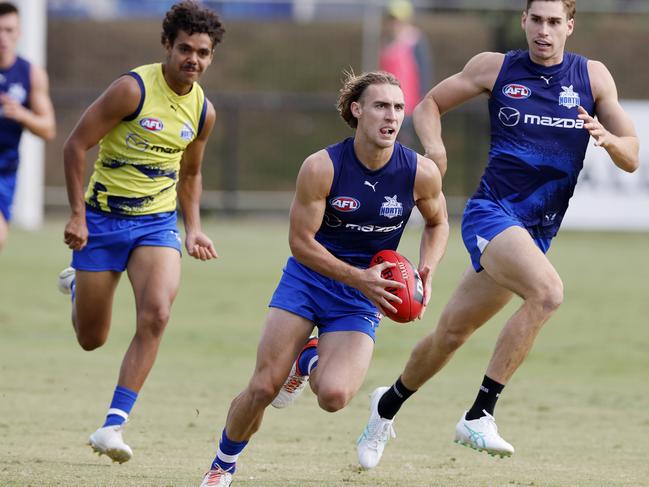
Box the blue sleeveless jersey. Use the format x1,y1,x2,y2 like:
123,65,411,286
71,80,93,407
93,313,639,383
474,50,595,237
315,137,417,268
0,56,31,173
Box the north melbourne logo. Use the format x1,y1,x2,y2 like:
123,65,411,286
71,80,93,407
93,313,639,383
7,83,27,104
380,195,403,219
559,85,580,109
180,122,195,141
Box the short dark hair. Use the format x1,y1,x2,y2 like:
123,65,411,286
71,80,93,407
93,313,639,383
0,2,19,16
526,0,576,20
337,70,401,129
161,1,225,50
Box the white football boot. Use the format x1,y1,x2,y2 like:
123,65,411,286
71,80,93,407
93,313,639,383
199,467,233,487
88,424,133,464
57,266,76,295
454,410,514,457
271,336,318,409
356,386,396,469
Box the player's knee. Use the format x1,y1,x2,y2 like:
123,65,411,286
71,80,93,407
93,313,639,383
137,306,171,338
76,331,107,351
438,327,470,352
435,318,472,353
316,386,352,412
247,375,279,406
530,278,564,316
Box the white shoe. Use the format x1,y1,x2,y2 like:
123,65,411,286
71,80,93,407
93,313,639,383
454,410,514,457
57,267,75,295
271,361,309,409
356,386,396,469
271,336,318,409
199,467,233,487
88,424,133,463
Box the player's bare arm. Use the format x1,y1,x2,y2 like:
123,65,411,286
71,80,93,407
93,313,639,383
413,52,504,176
578,60,639,173
178,99,218,261
62,75,141,250
288,150,404,314
413,154,449,319
0,64,55,140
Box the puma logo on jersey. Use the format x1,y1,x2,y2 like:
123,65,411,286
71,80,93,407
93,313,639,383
364,181,378,191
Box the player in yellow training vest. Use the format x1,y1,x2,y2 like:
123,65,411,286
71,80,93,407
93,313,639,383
58,1,224,464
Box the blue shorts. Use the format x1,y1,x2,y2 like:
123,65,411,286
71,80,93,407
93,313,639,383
72,208,182,272
269,257,382,340
0,170,17,221
462,198,552,272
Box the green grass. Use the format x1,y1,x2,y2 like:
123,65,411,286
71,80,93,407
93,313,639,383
1,218,648,486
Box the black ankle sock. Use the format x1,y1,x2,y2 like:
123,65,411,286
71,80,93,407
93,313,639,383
377,377,417,420
465,375,505,420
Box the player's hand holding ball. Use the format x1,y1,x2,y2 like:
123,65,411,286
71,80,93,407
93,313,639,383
370,250,425,323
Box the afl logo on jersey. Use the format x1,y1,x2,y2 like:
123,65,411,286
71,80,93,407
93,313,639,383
502,84,531,100
331,197,360,212
139,118,164,132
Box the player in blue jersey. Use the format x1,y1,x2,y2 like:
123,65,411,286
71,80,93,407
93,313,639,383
0,1,55,251
357,0,639,467
58,1,223,464
198,71,448,487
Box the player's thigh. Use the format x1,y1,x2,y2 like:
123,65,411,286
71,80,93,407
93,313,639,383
254,307,315,387
75,270,122,332
438,266,514,334
126,246,181,324
311,331,374,396
480,225,562,299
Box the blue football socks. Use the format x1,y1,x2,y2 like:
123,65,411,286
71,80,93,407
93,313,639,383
297,344,318,375
211,429,248,473
102,385,138,427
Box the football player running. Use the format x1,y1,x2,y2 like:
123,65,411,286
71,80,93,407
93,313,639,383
198,71,448,486
59,1,223,463
356,0,638,469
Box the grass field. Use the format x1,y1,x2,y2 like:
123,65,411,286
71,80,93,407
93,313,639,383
1,218,648,487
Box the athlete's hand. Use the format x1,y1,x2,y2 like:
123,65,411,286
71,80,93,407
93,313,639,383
186,231,218,261
417,265,433,320
356,261,405,316
578,106,614,149
63,214,88,251
0,94,28,124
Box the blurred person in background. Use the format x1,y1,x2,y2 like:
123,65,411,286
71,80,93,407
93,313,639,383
379,0,433,148
357,0,639,468
198,70,448,487
57,0,223,464
0,1,55,252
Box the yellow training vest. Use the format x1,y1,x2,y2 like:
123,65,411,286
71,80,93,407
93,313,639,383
85,63,206,215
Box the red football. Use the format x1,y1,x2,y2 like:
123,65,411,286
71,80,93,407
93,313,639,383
370,249,424,323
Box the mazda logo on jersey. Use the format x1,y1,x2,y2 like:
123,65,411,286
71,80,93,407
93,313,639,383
330,196,360,212
125,132,149,152
139,118,164,131
502,83,531,99
498,107,521,127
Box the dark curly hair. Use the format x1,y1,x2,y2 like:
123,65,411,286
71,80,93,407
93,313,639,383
161,1,225,50
337,70,401,129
